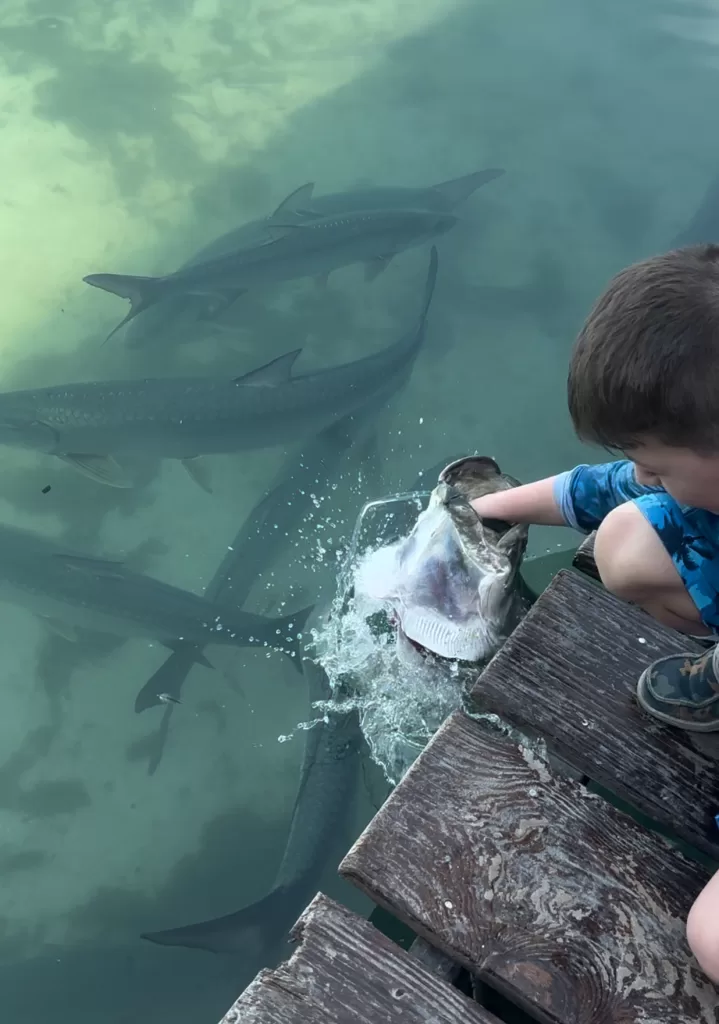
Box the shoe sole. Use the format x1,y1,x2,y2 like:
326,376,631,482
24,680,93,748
636,668,719,733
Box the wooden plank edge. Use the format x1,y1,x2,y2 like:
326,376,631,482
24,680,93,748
221,893,499,1024
338,710,718,1023
572,530,600,581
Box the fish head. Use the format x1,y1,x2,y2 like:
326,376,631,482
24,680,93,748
357,455,529,663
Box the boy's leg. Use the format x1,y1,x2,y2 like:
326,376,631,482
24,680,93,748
687,869,719,985
593,500,719,731
593,502,710,634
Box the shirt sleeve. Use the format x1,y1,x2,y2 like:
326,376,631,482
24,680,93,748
552,460,664,533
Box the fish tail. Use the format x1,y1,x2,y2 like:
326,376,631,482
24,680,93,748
430,167,505,207
141,885,290,955
83,272,164,342
134,645,199,713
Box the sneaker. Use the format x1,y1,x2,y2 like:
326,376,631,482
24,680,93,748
636,645,719,732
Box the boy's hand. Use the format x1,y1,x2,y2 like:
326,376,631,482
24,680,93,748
470,477,566,527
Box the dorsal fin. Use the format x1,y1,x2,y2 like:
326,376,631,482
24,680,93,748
268,183,315,224
234,349,302,387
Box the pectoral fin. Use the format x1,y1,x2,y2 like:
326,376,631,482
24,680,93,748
182,457,213,494
234,349,301,387
57,453,133,488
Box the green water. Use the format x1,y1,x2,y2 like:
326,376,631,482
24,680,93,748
0,0,717,1019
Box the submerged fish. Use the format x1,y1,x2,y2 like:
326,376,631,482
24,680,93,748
141,655,362,957
133,410,380,716
357,455,532,663
0,249,438,488
119,168,503,348
137,457,479,951
85,195,453,341
0,523,309,668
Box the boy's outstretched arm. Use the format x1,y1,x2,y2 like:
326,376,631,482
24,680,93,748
472,477,566,525
471,461,663,531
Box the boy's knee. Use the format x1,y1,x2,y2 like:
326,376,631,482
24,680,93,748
687,891,719,983
593,502,660,602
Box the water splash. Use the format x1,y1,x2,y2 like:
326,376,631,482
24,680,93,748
305,491,476,785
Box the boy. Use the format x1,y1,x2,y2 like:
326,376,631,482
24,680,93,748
471,244,719,985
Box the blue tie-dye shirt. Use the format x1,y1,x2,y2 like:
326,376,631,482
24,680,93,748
553,460,719,628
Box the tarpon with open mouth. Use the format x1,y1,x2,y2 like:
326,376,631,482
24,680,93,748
356,455,532,664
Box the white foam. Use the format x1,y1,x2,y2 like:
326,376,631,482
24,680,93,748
308,544,472,785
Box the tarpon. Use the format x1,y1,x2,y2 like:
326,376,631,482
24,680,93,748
0,248,438,488
137,457,472,952
84,197,453,341
0,523,310,667
114,168,503,348
357,455,532,663
133,411,377,721
141,655,363,957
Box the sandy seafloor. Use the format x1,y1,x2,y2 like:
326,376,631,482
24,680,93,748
1,0,719,1019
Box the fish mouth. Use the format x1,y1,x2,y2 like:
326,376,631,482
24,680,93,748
390,609,494,663
391,616,431,660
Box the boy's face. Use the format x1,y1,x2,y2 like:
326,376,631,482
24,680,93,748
626,440,719,511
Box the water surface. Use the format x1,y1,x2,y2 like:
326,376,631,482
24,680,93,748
0,0,716,1018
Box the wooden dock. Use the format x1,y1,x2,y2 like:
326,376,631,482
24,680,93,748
222,534,719,1023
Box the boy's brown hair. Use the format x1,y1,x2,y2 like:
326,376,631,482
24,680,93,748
568,244,719,452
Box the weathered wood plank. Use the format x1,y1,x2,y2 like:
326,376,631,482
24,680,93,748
223,893,499,1024
340,712,718,1024
572,531,599,580
469,568,719,857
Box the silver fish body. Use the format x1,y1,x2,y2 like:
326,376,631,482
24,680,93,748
358,455,531,663
141,655,362,956
0,524,308,661
85,204,452,340
0,249,438,487
116,169,502,347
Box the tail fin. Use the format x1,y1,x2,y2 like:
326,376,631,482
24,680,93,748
135,645,207,713
275,604,314,673
141,885,290,955
430,168,505,208
83,273,164,342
